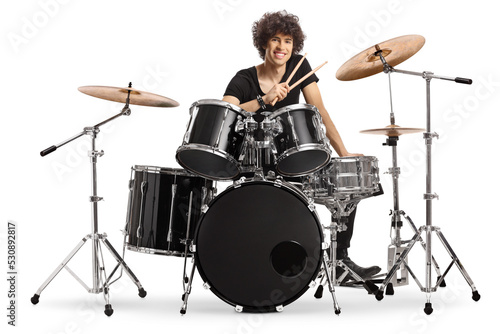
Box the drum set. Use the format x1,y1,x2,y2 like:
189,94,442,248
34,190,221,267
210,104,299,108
31,35,480,317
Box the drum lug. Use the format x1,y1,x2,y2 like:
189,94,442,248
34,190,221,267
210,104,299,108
308,199,315,212
274,178,283,188
190,244,196,253
275,305,284,312
233,177,246,188
201,205,209,214
203,282,211,290
321,242,329,250
235,305,243,313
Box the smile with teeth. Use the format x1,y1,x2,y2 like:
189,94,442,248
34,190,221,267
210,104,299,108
274,51,287,59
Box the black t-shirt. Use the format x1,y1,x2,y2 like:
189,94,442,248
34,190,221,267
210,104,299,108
223,54,319,112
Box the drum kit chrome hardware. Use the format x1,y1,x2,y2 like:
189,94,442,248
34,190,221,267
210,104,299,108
342,34,480,314
32,34,480,318
31,83,177,316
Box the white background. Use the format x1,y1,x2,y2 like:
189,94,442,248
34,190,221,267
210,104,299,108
2,0,498,333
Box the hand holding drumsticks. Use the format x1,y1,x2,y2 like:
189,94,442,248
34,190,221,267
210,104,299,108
270,58,328,106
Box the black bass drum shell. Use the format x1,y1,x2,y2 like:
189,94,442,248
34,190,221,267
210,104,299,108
194,180,323,312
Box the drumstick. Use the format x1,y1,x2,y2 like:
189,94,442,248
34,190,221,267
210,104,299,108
289,61,328,90
270,53,307,106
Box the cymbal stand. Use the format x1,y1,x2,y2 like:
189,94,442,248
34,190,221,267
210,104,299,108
379,69,443,294
373,50,480,314
31,88,147,316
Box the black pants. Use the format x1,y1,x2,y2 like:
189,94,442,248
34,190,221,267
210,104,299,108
335,207,356,250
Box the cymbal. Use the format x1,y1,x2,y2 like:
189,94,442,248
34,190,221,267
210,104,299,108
336,35,425,81
78,85,180,107
360,125,425,137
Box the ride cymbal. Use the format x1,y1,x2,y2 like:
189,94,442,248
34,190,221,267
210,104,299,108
336,35,425,81
78,85,179,107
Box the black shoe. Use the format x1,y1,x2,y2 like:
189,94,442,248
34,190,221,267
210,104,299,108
336,248,381,280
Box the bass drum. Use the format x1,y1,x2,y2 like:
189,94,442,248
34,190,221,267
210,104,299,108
194,179,324,312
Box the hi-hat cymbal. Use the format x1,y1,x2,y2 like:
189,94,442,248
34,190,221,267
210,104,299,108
360,125,425,137
336,35,425,81
78,85,180,107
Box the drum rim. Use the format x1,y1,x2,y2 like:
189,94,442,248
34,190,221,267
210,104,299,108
269,103,318,119
132,165,204,177
191,98,253,117
193,179,324,312
330,155,378,162
176,144,241,180
125,243,193,258
275,144,331,176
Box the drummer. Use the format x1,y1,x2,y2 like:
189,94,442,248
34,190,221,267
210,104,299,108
222,10,380,281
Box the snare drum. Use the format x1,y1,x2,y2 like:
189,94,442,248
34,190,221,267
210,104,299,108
269,104,330,176
194,178,323,312
125,166,214,257
176,99,252,180
303,156,379,197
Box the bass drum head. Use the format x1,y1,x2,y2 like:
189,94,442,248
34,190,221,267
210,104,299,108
195,180,323,312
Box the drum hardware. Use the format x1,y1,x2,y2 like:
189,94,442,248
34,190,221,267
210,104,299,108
316,198,380,297
31,84,159,316
345,37,480,314
166,181,177,244
180,192,195,315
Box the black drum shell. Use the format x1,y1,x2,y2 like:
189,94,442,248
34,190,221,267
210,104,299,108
176,100,250,180
270,104,330,176
126,166,213,256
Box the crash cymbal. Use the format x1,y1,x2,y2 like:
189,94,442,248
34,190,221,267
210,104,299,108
360,125,425,137
336,35,425,81
78,85,179,107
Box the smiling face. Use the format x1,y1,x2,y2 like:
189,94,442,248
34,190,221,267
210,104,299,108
263,32,293,67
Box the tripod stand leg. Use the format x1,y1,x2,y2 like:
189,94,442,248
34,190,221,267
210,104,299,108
434,229,480,301
180,257,197,315
31,235,91,304
101,237,147,298
322,255,341,315
406,214,444,286
376,228,422,301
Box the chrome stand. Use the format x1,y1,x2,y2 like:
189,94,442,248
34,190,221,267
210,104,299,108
314,196,379,315
31,93,146,316
373,51,480,314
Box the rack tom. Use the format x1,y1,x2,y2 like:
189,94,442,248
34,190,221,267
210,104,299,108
176,99,253,180
269,104,331,176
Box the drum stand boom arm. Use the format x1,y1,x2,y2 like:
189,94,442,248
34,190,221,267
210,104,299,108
31,94,147,316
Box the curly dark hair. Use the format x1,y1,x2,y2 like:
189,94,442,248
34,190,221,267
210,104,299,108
252,10,306,60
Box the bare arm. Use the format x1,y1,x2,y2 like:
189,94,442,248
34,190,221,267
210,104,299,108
302,82,361,157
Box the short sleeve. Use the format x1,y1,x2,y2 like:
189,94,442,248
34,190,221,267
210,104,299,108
223,70,252,103
296,58,319,90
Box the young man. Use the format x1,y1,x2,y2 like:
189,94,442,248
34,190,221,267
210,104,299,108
222,10,380,280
